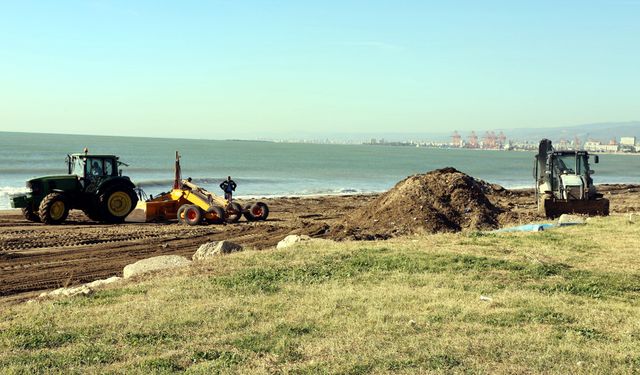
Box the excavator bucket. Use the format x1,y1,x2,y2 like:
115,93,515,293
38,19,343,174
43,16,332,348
541,198,610,219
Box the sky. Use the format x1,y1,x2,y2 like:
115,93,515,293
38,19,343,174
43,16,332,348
0,1,639,139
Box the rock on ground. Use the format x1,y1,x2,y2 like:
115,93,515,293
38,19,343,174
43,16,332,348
123,255,192,279
277,235,312,249
192,241,243,260
558,214,587,226
38,276,122,299
39,285,92,299
85,276,122,288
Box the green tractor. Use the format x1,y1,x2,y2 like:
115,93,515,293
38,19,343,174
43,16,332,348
10,151,139,224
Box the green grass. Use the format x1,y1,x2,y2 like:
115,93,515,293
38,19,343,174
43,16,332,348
1,216,640,374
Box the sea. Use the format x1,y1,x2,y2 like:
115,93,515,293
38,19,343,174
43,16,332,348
1,131,639,210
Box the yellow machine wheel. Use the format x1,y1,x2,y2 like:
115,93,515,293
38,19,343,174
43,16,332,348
243,202,269,221
177,204,190,223
225,202,243,223
205,206,225,224
184,205,203,226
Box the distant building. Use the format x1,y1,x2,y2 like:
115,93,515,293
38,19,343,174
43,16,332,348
620,136,636,146
584,140,619,153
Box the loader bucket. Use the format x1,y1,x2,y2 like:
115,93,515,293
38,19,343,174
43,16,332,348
125,201,149,222
541,198,610,219
125,200,179,222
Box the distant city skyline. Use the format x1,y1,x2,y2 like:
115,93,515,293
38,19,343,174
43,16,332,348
3,120,638,146
1,1,639,139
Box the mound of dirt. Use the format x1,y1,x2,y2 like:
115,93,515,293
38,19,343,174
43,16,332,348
332,167,503,239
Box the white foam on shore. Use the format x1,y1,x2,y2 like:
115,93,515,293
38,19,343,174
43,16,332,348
0,186,29,210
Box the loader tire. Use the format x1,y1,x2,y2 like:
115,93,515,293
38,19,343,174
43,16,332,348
39,193,69,225
184,205,204,226
99,186,138,224
225,202,243,223
205,206,225,224
177,204,190,224
22,207,41,222
243,204,255,221
244,202,269,221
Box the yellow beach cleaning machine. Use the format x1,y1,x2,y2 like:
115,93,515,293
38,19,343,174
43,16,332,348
126,152,269,225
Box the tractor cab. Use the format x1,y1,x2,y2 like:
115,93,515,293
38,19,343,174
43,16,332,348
67,154,121,178
66,153,126,191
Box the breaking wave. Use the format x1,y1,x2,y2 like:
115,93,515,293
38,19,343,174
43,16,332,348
134,177,284,189
0,186,29,210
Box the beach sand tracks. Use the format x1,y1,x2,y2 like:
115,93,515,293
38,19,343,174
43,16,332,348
0,224,219,252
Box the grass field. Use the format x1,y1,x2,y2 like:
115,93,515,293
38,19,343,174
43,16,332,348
1,216,639,374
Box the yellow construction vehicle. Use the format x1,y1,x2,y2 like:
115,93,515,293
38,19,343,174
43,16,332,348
126,152,269,225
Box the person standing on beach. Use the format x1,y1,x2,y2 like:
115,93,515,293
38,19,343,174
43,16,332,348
220,176,237,201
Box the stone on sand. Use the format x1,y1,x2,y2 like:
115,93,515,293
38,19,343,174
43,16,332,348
38,276,122,299
276,235,312,249
123,255,192,279
557,214,587,226
192,241,243,260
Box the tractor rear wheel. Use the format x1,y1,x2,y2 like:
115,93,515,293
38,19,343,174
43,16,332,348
225,202,243,223
22,207,41,222
99,186,138,224
39,193,69,225
184,205,203,226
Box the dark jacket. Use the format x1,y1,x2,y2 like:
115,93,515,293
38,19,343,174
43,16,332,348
220,180,237,193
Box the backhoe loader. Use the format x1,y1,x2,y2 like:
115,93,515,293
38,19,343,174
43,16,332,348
534,139,609,218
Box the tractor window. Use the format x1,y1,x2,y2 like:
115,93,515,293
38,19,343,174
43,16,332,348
71,158,85,176
104,159,114,176
86,158,104,176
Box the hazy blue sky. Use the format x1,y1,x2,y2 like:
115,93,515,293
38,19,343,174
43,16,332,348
1,1,638,138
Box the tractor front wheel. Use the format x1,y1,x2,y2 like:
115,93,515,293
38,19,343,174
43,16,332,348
83,206,103,222
39,193,69,225
22,207,41,222
99,186,138,223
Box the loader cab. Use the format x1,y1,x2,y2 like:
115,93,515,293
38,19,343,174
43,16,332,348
551,152,587,177
547,151,596,195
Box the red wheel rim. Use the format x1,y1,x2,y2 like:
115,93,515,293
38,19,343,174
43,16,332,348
187,209,197,220
252,207,263,216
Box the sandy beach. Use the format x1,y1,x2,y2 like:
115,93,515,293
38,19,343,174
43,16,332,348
1,183,639,305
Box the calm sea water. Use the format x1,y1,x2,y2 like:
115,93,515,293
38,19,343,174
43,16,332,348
1,131,639,209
